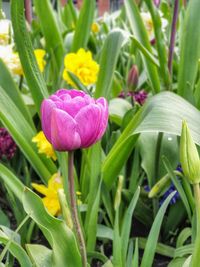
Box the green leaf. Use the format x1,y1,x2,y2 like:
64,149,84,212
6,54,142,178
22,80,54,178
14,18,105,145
34,0,65,71
72,0,95,51
26,244,52,267
0,59,34,129
23,188,82,267
103,92,200,189
140,192,176,267
177,0,200,102
95,29,125,99
124,0,160,93
0,210,10,228
0,230,32,267
163,156,192,220
11,0,49,114
109,98,132,126
0,87,56,182
144,0,170,87
0,164,24,202
121,187,140,264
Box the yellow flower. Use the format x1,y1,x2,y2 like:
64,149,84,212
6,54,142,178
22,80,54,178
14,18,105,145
32,131,57,161
0,19,11,45
0,45,23,75
63,48,99,87
32,174,82,216
34,49,46,73
0,46,46,75
32,173,63,216
91,22,100,34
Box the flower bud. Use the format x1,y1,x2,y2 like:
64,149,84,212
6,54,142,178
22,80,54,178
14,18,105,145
180,121,200,184
127,65,139,91
154,0,161,8
114,175,123,210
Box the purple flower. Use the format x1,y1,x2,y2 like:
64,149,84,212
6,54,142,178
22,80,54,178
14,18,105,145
133,90,148,105
0,128,17,160
41,89,108,151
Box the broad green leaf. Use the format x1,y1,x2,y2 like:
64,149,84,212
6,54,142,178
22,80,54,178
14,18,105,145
0,60,34,129
103,92,200,189
23,188,82,267
0,230,32,267
11,0,49,114
109,98,132,126
0,164,24,202
0,210,10,228
168,257,187,267
177,0,200,102
34,0,65,71
95,30,125,99
140,192,176,267
124,0,160,93
138,133,179,186
26,244,52,267
72,0,95,51
0,87,56,182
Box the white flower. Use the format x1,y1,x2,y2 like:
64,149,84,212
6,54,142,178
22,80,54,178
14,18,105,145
141,11,168,40
0,19,12,45
0,45,23,75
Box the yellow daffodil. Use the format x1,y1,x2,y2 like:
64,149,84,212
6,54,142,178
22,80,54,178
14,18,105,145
32,173,63,216
32,174,82,216
34,49,46,73
32,131,57,161
63,48,99,87
91,22,100,34
0,19,11,45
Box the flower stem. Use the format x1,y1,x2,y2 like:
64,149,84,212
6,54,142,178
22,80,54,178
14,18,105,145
68,151,87,267
191,183,200,267
168,0,179,74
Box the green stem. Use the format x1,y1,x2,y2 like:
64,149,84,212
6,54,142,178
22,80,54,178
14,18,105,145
68,151,87,267
191,183,200,267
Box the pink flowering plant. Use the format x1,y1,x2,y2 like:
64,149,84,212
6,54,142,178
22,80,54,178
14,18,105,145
0,0,200,267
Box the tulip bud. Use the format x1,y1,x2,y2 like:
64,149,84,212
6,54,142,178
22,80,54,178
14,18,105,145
180,121,200,184
154,0,160,7
114,175,123,211
127,65,139,91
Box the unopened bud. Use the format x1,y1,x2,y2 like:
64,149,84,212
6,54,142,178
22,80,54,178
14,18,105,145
180,121,200,184
114,175,124,210
127,65,139,91
154,0,161,8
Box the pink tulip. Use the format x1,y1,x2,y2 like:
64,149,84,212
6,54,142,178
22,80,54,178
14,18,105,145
41,89,108,151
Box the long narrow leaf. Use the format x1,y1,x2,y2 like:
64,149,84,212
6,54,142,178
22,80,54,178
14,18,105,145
140,192,176,267
11,0,49,114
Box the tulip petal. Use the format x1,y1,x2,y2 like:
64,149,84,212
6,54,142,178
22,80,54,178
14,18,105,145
56,89,86,99
96,98,109,140
51,108,81,151
75,104,102,148
41,99,56,142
